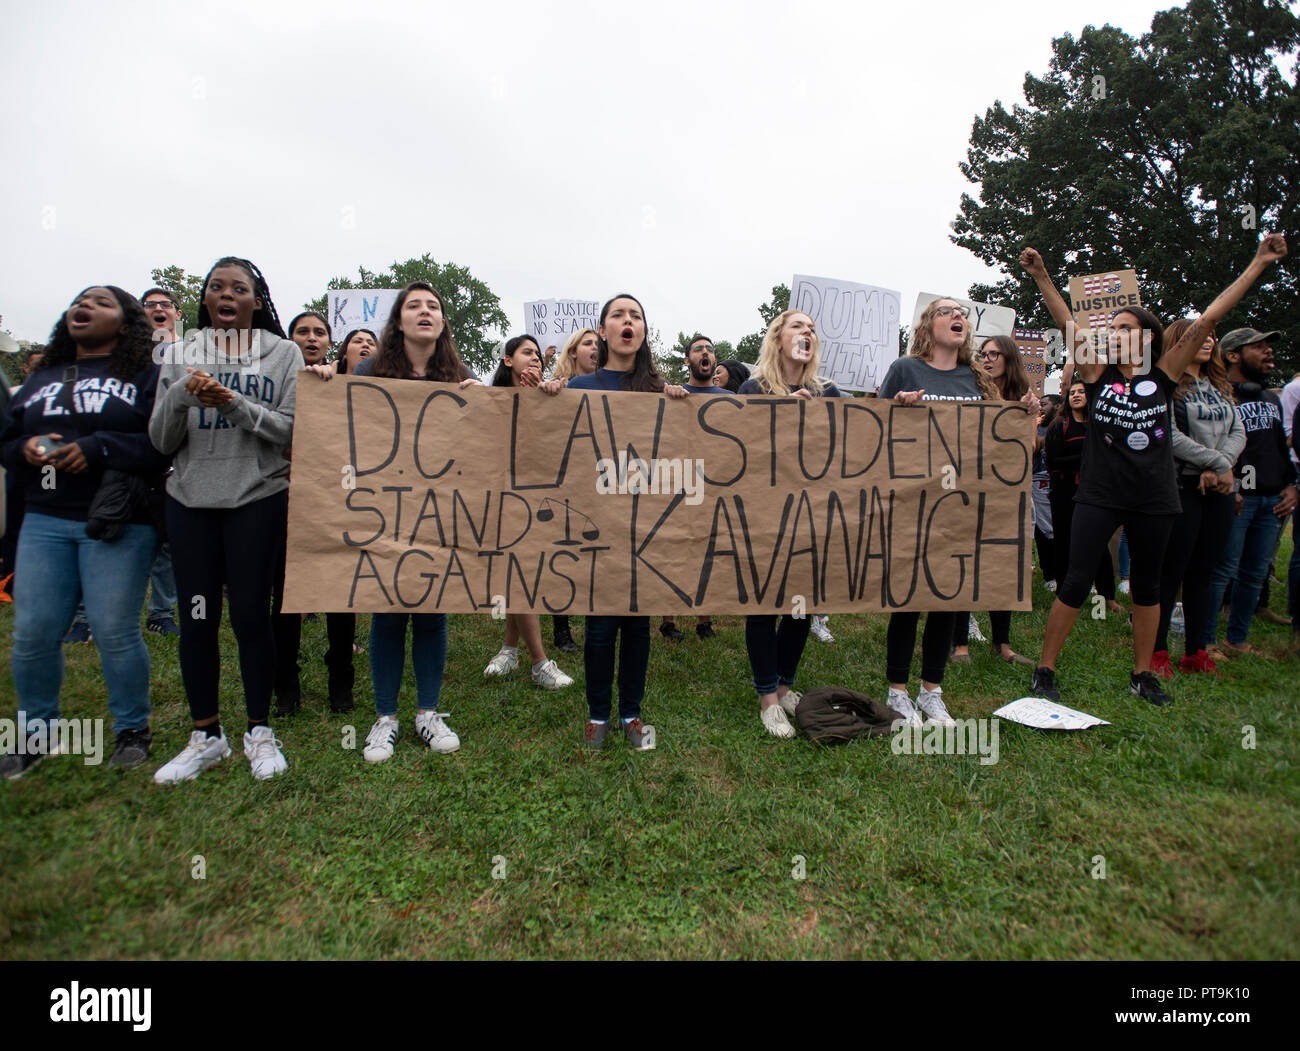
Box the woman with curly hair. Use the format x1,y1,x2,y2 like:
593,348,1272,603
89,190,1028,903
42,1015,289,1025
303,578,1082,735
877,299,1037,728
550,328,599,384
150,257,303,782
736,309,847,738
0,286,169,777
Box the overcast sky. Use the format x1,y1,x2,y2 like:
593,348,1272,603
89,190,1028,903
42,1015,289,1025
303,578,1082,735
1,0,1176,348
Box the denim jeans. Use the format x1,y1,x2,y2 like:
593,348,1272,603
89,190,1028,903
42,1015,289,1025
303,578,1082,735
369,612,447,717
1289,509,1300,630
584,616,649,721
1207,493,1286,645
11,512,155,734
147,541,177,619
745,614,812,695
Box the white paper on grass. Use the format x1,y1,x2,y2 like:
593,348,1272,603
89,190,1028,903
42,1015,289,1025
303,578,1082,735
993,698,1110,730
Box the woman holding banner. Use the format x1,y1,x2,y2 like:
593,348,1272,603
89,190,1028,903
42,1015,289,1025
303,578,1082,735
150,257,301,783
950,334,1039,667
877,298,1028,728
483,335,576,690
543,328,598,654
736,309,845,738
309,282,482,763
547,293,687,751
1021,233,1287,706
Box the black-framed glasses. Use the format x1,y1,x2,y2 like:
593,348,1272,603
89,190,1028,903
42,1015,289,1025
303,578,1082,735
936,305,971,318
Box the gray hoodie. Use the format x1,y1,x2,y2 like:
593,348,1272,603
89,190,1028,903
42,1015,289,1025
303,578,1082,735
149,328,303,508
1171,375,1245,482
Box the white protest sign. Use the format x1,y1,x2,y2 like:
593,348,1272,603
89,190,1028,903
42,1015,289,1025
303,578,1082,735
992,698,1110,730
326,289,401,340
789,274,900,392
908,293,1016,353
523,298,600,351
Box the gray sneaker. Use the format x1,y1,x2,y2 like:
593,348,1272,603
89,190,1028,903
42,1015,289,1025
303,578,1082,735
583,721,609,750
622,718,656,751
109,728,153,770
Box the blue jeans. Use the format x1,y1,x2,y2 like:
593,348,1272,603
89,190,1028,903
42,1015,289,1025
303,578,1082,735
584,616,649,721
11,512,155,734
1289,509,1299,630
1207,493,1286,645
369,612,447,717
147,541,177,619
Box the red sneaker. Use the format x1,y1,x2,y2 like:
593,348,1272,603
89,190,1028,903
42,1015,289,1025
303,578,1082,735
1150,650,1175,679
1179,649,1217,674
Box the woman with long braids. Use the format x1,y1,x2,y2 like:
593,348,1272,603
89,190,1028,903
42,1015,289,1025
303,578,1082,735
735,309,848,738
877,300,1037,727
1153,319,1242,675
950,334,1040,666
482,335,576,690
150,257,302,782
1021,233,1286,705
0,286,169,777
309,282,482,764
543,293,687,750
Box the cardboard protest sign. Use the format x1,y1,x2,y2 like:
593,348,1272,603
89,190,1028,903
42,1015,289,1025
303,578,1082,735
283,377,1036,616
326,289,401,340
523,299,600,352
790,274,900,393
908,294,1016,354
1067,269,1141,335
1013,328,1049,398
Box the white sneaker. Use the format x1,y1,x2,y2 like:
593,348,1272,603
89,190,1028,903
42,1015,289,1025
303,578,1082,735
532,659,574,690
363,717,399,764
243,725,288,781
778,690,802,718
810,616,834,643
154,729,231,784
887,688,922,729
916,686,956,726
415,711,460,754
760,704,796,739
484,647,518,677
1118,578,1131,595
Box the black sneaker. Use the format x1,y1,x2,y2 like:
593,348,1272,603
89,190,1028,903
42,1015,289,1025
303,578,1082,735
109,728,153,769
1031,666,1061,701
696,622,717,640
553,630,580,654
660,622,684,642
1131,670,1173,706
329,692,355,714
275,689,301,717
0,742,45,781
146,614,180,637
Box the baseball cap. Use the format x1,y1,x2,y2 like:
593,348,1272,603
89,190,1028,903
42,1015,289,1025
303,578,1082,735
1220,327,1281,354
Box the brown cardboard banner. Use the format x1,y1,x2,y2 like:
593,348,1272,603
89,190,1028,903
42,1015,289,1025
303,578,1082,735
1067,268,1142,336
1013,328,1048,398
283,377,1036,615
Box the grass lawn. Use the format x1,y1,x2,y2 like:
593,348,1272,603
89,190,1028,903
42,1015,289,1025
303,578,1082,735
1,536,1297,960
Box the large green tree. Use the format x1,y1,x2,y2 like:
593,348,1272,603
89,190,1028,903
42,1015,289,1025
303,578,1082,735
953,0,1300,375
307,254,510,376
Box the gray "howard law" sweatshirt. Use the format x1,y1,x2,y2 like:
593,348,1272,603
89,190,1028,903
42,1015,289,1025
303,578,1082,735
1171,375,1245,482
149,328,303,508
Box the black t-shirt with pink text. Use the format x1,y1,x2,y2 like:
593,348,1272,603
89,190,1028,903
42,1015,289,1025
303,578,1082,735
1076,364,1180,515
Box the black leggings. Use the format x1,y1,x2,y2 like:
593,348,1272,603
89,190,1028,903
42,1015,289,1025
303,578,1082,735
1050,483,1115,599
952,610,1010,649
1157,485,1233,655
1058,503,1175,609
167,491,287,724
271,545,357,704
886,611,955,686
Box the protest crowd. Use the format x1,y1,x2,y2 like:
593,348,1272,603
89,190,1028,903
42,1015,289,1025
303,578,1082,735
0,232,1294,781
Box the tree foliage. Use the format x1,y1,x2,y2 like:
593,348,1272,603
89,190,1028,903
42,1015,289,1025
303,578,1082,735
953,0,1300,375
735,284,790,362
306,254,510,376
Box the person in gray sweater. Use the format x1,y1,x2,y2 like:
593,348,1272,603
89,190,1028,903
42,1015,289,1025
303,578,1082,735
1154,319,1245,674
148,257,302,784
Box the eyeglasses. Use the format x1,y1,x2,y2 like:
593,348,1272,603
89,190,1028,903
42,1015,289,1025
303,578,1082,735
143,300,177,310
936,306,970,318
980,350,1001,359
